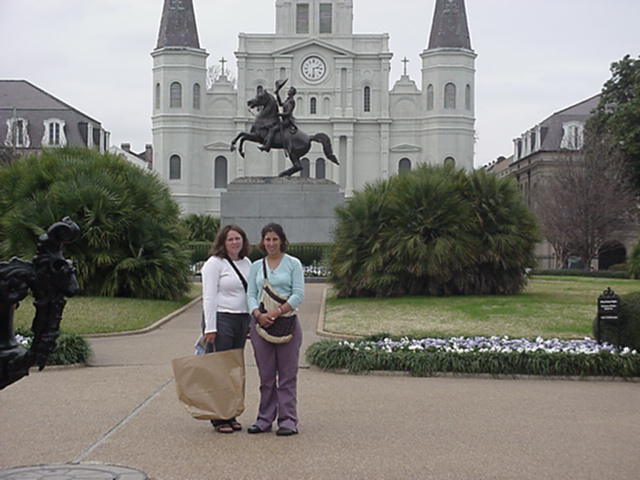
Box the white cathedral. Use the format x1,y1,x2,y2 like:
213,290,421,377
152,0,476,215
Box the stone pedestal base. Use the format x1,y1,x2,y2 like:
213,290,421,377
221,177,344,243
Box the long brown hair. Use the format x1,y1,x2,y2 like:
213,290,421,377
209,224,250,258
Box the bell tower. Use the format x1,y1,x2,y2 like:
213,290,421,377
421,0,476,170
152,0,209,213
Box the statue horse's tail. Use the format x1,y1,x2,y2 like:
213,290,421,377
311,133,339,165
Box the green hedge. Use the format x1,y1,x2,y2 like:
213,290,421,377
306,340,640,377
531,269,629,279
189,242,333,267
16,329,92,365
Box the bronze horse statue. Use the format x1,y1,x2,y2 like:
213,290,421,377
230,85,339,177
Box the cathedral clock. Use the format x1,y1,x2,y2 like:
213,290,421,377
301,56,327,82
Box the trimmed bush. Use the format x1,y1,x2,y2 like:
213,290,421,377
629,241,640,279
16,329,92,365
0,147,190,299
330,165,539,297
532,269,629,279
594,291,640,350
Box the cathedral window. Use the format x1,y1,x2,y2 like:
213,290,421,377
169,154,181,179
444,83,456,109
5,117,30,148
319,3,332,34
214,156,228,188
296,4,309,34
399,158,411,174
193,83,201,110
323,97,331,114
444,157,456,167
43,119,67,147
155,83,161,109
427,84,434,110
170,82,182,108
301,158,310,178
363,86,371,112
316,158,326,179
257,85,263,95
465,84,472,110
310,97,317,114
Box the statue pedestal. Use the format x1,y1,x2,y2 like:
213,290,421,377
221,177,344,243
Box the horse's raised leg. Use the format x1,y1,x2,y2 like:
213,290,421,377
230,132,245,152
278,153,303,177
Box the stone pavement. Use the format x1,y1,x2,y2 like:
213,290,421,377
1,283,640,480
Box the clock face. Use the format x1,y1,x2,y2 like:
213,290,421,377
301,56,326,82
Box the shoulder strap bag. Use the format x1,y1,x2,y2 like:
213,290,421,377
256,259,296,344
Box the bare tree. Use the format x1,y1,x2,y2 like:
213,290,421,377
534,132,638,269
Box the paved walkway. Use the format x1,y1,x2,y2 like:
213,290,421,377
1,283,640,479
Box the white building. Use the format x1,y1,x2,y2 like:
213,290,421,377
152,0,476,215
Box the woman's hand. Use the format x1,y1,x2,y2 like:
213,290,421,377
257,312,275,328
204,332,217,344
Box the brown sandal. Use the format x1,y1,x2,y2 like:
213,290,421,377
229,420,242,431
214,423,234,434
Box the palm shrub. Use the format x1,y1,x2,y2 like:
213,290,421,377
330,165,539,297
180,213,219,242
0,147,190,299
628,240,640,279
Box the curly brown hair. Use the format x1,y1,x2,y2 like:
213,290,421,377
258,223,289,253
209,224,250,258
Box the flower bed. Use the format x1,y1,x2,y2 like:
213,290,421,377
303,265,330,277
306,336,640,378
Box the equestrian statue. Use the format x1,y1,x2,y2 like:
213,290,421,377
230,79,339,177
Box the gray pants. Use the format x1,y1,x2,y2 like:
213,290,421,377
209,312,250,353
249,316,302,431
207,312,250,425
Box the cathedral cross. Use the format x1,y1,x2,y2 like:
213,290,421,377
219,57,227,76
402,57,409,76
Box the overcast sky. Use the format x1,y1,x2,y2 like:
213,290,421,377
2,0,639,167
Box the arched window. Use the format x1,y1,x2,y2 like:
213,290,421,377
169,154,181,179
465,84,472,110
214,156,227,188
427,84,434,110
193,83,201,110
363,86,371,112
256,85,264,95
301,157,310,178
323,97,330,114
444,157,456,167
170,82,182,108
316,158,326,179
155,83,161,110
444,83,456,109
310,97,317,114
399,158,411,174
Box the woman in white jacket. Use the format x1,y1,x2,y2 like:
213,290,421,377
201,224,252,433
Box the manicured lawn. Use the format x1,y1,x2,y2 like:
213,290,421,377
13,283,202,335
324,276,640,339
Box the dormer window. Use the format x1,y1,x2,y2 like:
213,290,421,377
42,119,67,147
561,121,584,150
4,117,30,148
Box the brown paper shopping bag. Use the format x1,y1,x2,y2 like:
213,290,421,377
171,348,245,420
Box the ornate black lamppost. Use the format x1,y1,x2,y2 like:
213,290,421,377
0,217,80,389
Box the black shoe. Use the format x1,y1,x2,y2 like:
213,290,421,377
247,424,271,434
276,427,298,436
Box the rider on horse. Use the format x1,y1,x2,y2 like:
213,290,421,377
259,79,298,153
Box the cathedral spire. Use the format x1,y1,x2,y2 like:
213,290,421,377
427,0,472,50
156,0,201,49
